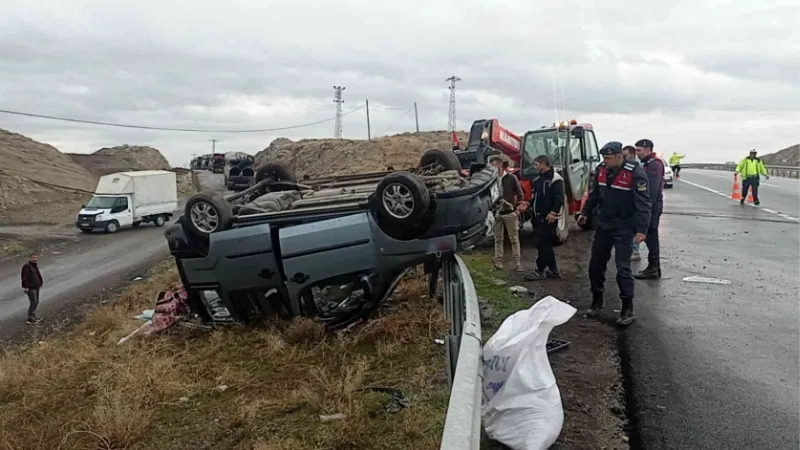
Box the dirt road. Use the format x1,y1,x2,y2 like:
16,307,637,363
0,172,217,339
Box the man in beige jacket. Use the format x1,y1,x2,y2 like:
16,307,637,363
491,157,525,272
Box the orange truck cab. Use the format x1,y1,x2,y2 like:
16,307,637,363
517,119,601,244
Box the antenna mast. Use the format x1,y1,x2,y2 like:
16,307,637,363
333,86,346,139
446,75,461,132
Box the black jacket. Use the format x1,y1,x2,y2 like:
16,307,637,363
640,154,664,219
21,262,43,289
531,168,565,218
581,161,652,234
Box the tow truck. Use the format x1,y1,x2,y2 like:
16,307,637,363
518,119,601,244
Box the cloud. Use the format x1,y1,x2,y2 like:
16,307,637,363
0,0,797,165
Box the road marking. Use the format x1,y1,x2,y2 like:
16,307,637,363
677,178,799,222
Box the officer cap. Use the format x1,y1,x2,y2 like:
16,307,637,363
599,141,623,155
635,139,654,148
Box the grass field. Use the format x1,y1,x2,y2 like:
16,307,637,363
0,261,450,450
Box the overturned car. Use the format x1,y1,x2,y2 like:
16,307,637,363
164,149,502,329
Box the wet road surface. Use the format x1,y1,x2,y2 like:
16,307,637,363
627,174,800,449
0,172,220,331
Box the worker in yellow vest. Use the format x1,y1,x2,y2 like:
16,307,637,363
735,149,769,205
669,152,686,178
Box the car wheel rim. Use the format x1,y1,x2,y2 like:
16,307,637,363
190,202,219,233
108,223,117,232
382,183,415,219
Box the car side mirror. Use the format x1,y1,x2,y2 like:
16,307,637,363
81,204,86,208
571,127,585,139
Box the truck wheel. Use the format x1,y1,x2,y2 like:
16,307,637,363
255,162,297,184
419,148,462,172
375,172,431,238
105,221,120,234
154,215,167,227
553,193,570,245
185,191,233,238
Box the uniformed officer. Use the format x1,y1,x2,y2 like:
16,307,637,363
577,141,651,326
634,139,665,280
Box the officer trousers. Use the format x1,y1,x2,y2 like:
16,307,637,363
742,177,760,202
589,229,635,300
645,212,661,262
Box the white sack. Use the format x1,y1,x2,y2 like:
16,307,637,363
481,295,577,450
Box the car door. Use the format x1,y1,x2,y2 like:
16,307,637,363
565,131,589,201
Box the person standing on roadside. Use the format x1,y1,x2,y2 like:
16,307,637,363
21,253,43,324
524,155,564,280
622,145,643,262
577,142,650,326
736,149,769,206
634,139,666,280
490,156,525,272
669,151,686,179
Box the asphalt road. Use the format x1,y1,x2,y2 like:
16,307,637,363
626,171,800,449
0,172,220,333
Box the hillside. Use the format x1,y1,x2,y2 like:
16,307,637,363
70,145,171,176
254,131,468,178
0,129,96,225
0,131,192,225
760,144,800,166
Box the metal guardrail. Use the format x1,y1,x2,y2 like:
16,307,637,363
439,254,483,450
681,163,800,178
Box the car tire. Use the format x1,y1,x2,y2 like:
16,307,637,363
553,194,570,245
184,191,233,238
419,148,462,172
105,221,120,234
375,172,431,238
154,215,167,227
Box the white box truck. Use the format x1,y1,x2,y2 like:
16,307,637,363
76,170,178,234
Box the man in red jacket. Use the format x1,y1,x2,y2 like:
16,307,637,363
21,253,43,324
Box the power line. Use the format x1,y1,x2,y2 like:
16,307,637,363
377,106,414,136
0,105,365,133
369,103,408,110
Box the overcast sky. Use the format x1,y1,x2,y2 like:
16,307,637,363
1,0,798,166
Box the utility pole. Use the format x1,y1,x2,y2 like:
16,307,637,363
209,139,219,153
413,102,420,133
333,86,346,139
446,75,461,133
366,99,371,140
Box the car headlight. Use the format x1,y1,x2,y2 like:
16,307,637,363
490,181,501,202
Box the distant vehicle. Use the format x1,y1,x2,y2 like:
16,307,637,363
661,158,674,188
725,161,736,165
224,152,255,191
76,170,178,234
211,153,225,173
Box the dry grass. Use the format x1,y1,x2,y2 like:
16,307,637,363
0,261,450,450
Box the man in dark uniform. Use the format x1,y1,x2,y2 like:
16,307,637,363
634,139,665,280
577,142,651,326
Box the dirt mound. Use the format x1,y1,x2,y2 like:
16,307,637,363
254,131,467,178
89,145,171,173
0,129,96,225
761,144,800,166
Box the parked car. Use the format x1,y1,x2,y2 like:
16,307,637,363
164,150,501,329
661,158,674,188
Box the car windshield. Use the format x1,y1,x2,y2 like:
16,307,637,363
522,129,575,175
85,196,118,209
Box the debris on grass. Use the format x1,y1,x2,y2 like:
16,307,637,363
0,260,451,450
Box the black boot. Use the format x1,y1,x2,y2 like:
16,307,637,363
616,298,635,326
587,294,604,318
635,259,661,280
